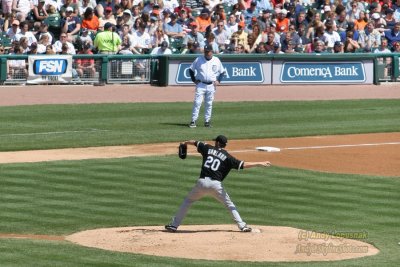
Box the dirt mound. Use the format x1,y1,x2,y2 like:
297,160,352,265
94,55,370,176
66,225,379,262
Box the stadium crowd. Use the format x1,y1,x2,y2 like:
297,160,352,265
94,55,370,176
2,0,400,57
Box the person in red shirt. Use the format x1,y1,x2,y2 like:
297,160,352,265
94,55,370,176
75,41,96,78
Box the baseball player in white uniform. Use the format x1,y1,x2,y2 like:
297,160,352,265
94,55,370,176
188,44,225,128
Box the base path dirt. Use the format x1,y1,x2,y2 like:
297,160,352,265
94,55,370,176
0,132,398,177
65,225,379,262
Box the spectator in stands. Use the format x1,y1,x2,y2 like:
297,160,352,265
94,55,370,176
150,40,172,54
151,27,169,48
384,22,400,48
280,24,300,52
79,28,93,47
213,4,226,22
213,19,231,50
346,1,360,23
275,9,290,33
183,40,201,54
60,0,79,18
12,0,33,22
264,32,276,53
392,41,400,52
0,45,5,55
254,42,266,53
131,5,142,23
354,10,368,31
96,0,114,19
384,8,396,31
27,42,38,54
79,0,97,16
118,34,134,54
268,42,284,54
344,31,360,52
243,2,259,25
395,4,400,22
306,12,324,40
6,19,21,39
37,34,51,53
226,13,239,35
336,8,349,34
53,32,76,54
45,44,55,54
76,41,96,78
358,21,381,52
131,22,152,54
120,0,133,11
333,41,345,53
313,39,326,53
32,0,48,29
371,12,386,32
2,0,13,18
35,22,54,45
122,9,134,30
163,12,186,38
61,6,82,42
13,21,37,46
234,21,248,48
176,9,191,30
81,7,99,34
19,36,29,53
196,8,211,33
174,0,192,17
204,32,219,53
258,9,274,32
183,21,205,49
99,6,117,28
323,20,341,50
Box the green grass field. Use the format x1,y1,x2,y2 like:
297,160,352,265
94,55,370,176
0,99,399,267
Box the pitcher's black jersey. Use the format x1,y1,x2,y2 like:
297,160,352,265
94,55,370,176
196,141,244,181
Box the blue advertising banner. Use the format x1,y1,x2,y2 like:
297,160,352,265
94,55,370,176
175,62,264,84
280,62,366,83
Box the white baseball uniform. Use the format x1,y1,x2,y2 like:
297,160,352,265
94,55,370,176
190,55,224,123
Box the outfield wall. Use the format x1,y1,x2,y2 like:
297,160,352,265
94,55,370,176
1,53,398,86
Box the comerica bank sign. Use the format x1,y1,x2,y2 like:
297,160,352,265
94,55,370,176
280,62,366,83
176,62,264,84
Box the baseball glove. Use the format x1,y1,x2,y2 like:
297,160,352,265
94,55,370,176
178,143,187,159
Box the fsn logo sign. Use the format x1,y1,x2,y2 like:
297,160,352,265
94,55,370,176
176,62,264,84
280,62,366,83
33,59,68,75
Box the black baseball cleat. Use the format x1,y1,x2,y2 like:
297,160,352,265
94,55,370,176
165,224,178,232
189,121,196,128
240,225,252,232
204,121,212,128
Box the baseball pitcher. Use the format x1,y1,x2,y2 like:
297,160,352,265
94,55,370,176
188,44,225,128
165,135,271,232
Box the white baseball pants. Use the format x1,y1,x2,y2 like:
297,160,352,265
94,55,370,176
170,177,247,230
191,83,215,123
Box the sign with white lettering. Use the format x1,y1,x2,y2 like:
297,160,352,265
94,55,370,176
27,55,73,84
280,62,366,83
175,62,265,84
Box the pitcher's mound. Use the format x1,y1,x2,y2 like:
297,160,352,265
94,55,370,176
66,225,379,262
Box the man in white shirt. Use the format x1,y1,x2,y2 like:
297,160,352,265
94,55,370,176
12,21,37,46
150,40,172,54
53,32,76,54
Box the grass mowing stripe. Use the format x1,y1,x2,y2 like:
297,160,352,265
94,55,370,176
0,156,399,266
0,99,399,151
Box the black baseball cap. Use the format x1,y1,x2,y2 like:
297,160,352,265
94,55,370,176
204,44,213,52
213,135,228,145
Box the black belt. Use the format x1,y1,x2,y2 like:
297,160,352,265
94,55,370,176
201,81,213,85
